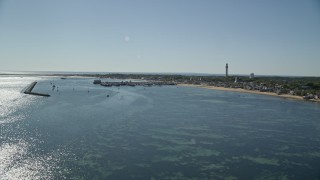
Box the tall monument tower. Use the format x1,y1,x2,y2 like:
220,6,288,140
225,63,228,78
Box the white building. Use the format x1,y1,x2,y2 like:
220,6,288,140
249,73,254,79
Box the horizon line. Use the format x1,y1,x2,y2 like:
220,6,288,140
0,70,319,78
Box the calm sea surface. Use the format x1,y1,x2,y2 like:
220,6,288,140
1,76,320,179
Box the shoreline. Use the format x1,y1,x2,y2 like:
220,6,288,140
178,84,320,103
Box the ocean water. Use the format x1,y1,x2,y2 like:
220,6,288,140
1,76,320,179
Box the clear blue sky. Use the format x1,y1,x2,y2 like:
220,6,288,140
0,0,319,76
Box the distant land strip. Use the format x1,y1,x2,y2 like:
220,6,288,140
178,84,319,103
6,72,320,102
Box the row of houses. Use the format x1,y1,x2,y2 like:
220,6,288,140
181,80,320,100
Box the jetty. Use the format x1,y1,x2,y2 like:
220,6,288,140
99,81,176,87
24,82,50,97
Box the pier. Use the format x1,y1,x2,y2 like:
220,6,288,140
99,81,176,87
24,82,50,97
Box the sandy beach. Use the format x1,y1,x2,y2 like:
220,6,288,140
178,84,320,103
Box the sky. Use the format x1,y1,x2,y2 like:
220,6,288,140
0,0,319,76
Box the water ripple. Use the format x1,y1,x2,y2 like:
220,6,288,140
0,141,67,180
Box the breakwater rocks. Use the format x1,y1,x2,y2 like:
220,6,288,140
24,82,50,97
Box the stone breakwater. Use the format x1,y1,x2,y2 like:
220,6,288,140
24,81,50,97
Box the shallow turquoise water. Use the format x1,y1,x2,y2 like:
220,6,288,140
1,76,320,179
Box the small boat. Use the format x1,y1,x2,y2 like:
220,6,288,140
93,80,101,84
